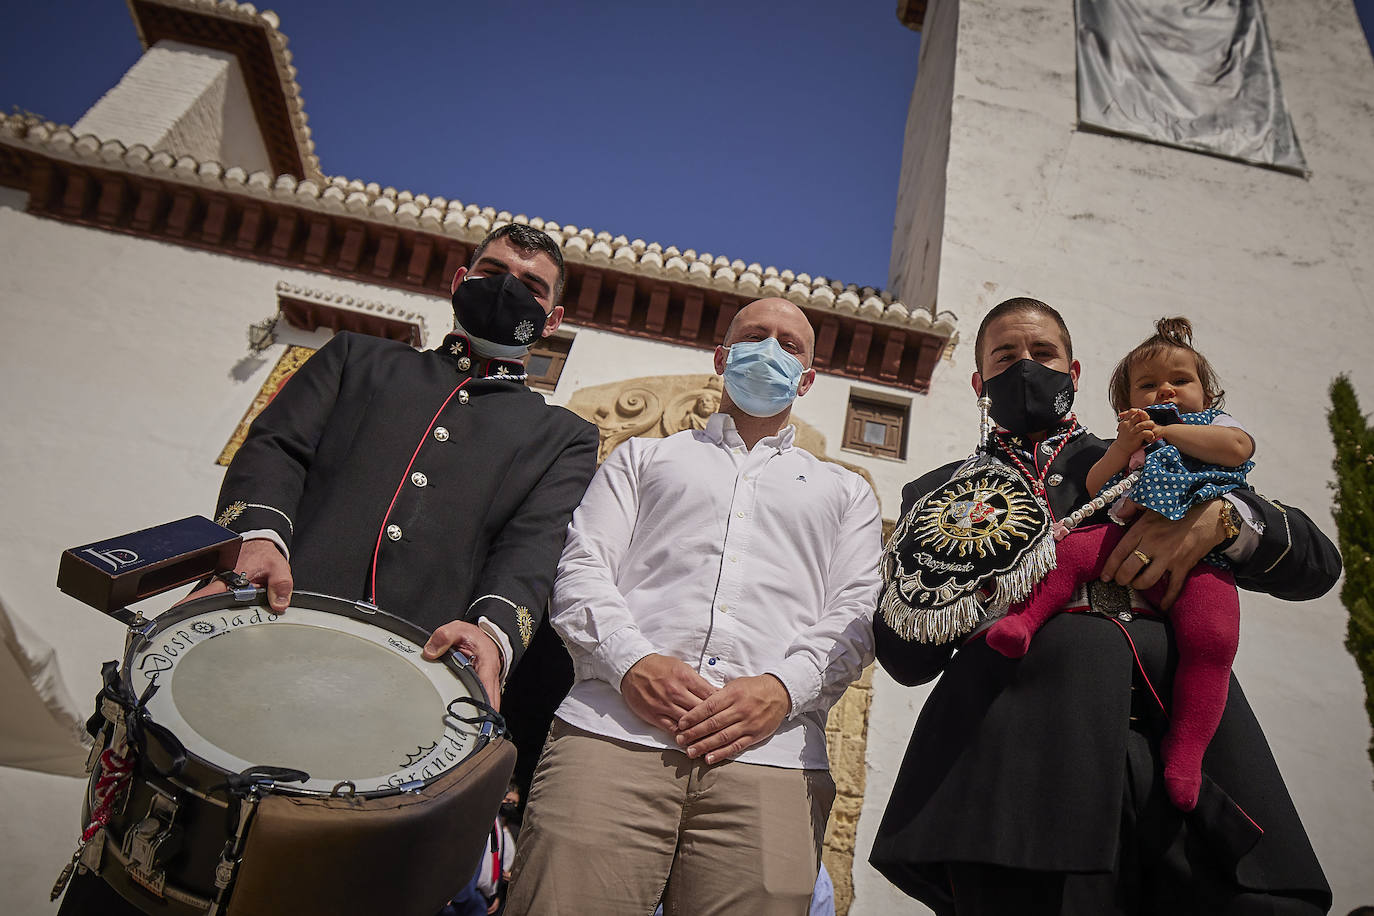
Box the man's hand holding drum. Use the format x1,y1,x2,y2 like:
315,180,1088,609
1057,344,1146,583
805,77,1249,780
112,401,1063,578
423,619,504,714
185,537,293,612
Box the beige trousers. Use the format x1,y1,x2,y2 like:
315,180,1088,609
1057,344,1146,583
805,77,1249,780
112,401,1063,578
505,719,836,916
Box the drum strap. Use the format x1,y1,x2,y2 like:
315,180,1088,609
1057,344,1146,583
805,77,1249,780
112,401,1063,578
95,661,189,778
218,766,311,796
446,696,507,740
84,660,123,738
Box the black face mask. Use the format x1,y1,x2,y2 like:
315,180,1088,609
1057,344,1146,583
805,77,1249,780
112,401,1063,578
499,802,520,819
980,358,1076,436
451,273,548,355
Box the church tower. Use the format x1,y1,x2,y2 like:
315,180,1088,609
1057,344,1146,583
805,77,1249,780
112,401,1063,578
856,1,1374,912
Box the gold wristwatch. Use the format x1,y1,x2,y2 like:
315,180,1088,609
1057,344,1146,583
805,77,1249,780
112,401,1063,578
1219,499,1243,547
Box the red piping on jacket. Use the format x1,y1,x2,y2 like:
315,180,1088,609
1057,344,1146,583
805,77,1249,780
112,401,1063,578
368,378,471,604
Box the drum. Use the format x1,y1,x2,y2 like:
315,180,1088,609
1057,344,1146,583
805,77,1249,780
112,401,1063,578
73,589,515,916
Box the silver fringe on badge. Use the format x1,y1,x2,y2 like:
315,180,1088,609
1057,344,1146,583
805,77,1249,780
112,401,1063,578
878,522,1058,644
877,392,1148,645
878,395,1059,644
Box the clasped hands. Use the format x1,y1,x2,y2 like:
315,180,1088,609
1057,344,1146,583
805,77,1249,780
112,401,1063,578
1114,407,1162,451
621,654,791,765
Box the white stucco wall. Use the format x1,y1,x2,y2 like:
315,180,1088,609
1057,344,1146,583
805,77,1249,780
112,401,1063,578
74,39,273,175
854,0,1374,912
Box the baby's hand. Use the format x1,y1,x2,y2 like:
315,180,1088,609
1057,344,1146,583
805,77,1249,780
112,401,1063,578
1115,409,1158,451
1114,499,1142,521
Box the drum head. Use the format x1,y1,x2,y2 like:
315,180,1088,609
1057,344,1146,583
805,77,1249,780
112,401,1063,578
127,592,488,794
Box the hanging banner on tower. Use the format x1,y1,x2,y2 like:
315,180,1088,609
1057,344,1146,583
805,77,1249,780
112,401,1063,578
1075,0,1308,175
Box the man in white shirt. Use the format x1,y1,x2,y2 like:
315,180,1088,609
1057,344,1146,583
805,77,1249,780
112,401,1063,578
504,298,883,916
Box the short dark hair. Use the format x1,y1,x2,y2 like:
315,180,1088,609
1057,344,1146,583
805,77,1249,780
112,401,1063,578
1107,316,1225,412
469,223,567,305
974,297,1073,373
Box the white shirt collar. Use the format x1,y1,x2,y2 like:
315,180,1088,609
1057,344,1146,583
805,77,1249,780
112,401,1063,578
703,412,796,452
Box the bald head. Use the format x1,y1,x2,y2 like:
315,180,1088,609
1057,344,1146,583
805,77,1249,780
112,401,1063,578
723,297,816,366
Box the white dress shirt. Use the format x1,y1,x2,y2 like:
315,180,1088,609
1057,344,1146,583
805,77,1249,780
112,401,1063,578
551,412,882,770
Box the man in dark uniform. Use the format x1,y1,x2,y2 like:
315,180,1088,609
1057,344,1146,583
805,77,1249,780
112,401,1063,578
201,222,597,701
869,298,1340,915
57,224,598,914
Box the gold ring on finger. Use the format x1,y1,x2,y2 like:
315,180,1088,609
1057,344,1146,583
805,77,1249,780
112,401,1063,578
1132,549,1152,565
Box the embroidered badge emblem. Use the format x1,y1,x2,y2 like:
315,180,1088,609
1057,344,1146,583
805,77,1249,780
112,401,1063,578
516,606,534,648
449,339,465,355
513,319,535,343
496,365,512,377
216,501,247,527
915,476,1040,556
880,461,1054,644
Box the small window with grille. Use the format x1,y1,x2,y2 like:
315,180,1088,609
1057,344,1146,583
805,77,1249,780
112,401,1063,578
526,334,573,391
843,395,908,460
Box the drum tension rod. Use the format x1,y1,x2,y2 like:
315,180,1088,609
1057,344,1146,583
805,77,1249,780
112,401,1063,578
208,790,261,916
214,570,257,601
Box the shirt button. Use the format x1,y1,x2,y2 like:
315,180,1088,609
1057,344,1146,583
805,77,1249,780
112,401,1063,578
729,555,738,563
718,603,729,613
411,472,428,487
433,427,450,442
386,524,402,541
458,390,470,405
736,511,745,518
708,657,718,666
457,356,472,371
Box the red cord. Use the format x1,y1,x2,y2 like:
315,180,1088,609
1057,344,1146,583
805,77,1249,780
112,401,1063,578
1109,617,1263,834
82,747,133,842
995,420,1078,521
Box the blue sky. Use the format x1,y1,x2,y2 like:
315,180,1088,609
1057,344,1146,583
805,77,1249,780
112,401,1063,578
3,2,1373,295
1,1,922,292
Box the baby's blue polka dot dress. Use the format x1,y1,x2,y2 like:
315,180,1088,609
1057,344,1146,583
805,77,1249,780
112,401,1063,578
1105,407,1254,565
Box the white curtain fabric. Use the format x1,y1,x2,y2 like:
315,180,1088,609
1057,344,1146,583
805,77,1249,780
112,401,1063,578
0,591,92,777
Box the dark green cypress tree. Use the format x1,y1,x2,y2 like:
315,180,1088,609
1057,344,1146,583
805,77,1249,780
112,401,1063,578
1327,374,1374,776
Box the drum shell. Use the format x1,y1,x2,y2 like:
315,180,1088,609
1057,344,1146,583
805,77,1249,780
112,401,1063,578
79,590,511,915
227,736,515,916
88,746,242,914
86,736,516,916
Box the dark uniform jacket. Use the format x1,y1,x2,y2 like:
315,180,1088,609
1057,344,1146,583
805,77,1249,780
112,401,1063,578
869,426,1340,913
215,330,599,671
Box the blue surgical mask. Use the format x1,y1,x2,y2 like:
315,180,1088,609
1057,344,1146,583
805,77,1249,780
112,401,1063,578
722,337,806,418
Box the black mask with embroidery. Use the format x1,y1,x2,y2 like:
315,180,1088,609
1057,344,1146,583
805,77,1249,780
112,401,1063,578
981,359,1076,436
451,273,548,351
